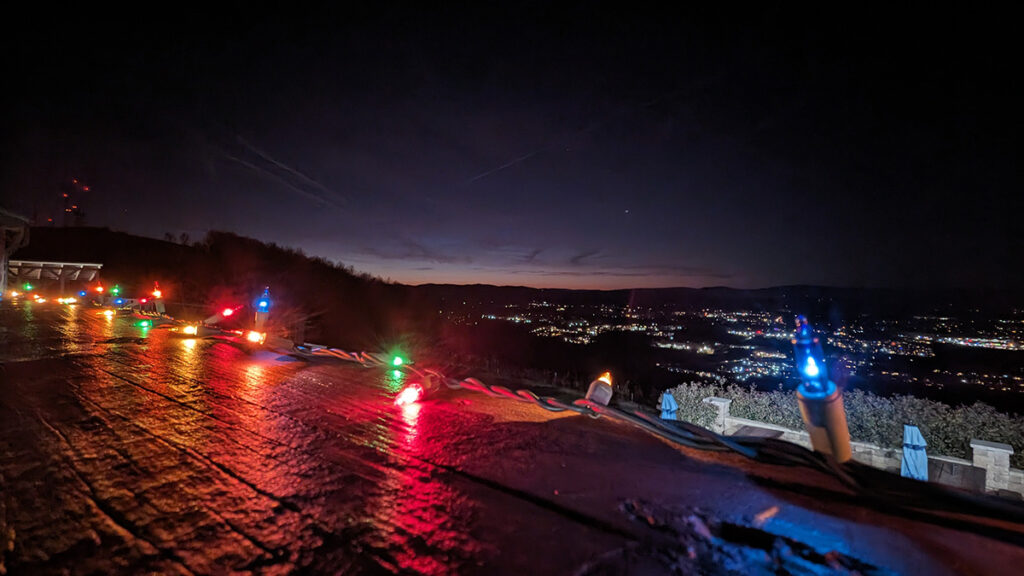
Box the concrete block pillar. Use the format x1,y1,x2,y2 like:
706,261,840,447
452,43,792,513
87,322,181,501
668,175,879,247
702,397,733,434
971,439,1014,492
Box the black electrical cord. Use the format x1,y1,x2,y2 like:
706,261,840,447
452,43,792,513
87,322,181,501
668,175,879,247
292,344,1024,540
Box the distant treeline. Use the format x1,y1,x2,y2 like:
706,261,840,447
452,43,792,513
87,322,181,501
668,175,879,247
14,226,1024,406
14,227,445,351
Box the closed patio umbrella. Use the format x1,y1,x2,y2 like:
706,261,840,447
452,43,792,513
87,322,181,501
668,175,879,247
901,424,928,481
660,391,679,420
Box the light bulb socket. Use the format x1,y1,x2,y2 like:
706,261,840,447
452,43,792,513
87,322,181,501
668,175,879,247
586,378,614,406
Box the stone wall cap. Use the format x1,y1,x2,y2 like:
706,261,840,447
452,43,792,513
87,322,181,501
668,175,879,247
702,397,732,406
970,439,1014,453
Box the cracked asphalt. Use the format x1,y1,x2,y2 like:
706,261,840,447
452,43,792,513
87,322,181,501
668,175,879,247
2,300,1022,574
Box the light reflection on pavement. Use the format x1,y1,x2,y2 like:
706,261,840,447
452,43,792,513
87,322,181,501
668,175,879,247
2,300,1022,574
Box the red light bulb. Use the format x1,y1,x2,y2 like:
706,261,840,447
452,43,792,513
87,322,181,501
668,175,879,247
222,307,234,317
395,383,424,406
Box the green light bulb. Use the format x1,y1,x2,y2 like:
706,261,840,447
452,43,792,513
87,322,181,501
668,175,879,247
392,356,404,367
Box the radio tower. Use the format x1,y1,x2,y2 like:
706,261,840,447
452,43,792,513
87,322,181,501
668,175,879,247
62,178,89,226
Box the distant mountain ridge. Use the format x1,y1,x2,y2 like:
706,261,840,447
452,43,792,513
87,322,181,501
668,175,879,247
13,227,1022,321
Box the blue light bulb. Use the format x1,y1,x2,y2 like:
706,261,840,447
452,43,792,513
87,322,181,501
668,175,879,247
804,357,820,378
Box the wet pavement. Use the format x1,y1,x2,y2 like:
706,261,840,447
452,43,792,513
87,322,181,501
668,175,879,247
1,300,1022,575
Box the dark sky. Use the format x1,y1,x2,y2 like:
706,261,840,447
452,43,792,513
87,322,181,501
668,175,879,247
3,4,1021,289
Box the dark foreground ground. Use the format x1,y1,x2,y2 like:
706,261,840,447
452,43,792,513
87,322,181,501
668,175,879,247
1,301,1022,575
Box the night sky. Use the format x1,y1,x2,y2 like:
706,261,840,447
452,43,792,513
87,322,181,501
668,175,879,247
3,5,1020,289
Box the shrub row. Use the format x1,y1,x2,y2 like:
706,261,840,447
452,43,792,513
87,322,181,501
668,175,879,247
665,382,1024,468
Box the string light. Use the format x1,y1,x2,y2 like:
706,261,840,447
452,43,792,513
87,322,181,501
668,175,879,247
254,287,271,310
395,383,424,406
791,316,851,462
586,371,614,406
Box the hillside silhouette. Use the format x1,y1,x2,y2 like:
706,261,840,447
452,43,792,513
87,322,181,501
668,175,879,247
13,227,442,351
13,226,1023,404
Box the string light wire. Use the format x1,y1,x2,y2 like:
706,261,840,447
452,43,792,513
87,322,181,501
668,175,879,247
290,343,1024,543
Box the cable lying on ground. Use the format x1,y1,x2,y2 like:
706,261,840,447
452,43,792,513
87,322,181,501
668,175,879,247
291,344,1024,541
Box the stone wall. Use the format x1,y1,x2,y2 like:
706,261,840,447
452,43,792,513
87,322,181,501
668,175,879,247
702,396,1021,498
